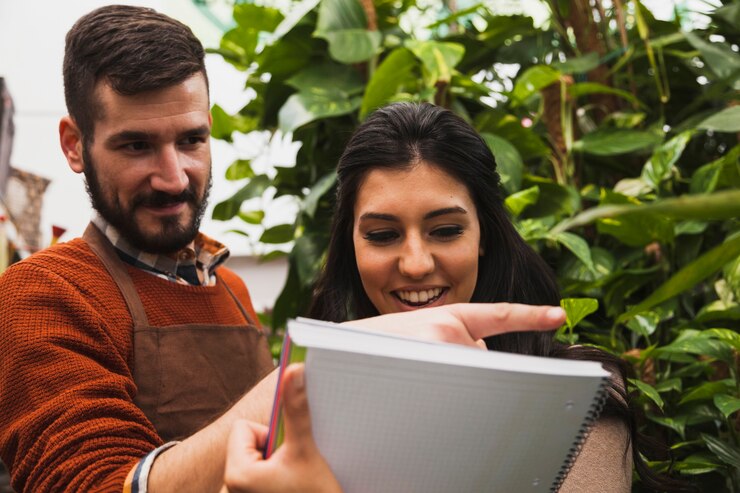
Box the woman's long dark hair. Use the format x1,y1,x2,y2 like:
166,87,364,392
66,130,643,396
309,102,691,491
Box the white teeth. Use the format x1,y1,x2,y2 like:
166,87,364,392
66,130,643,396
397,288,442,304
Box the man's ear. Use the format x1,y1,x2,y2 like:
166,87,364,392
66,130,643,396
59,116,85,174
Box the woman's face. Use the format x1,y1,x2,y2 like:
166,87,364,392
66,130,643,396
352,162,482,315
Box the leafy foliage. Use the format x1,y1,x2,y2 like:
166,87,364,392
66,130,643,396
211,0,740,489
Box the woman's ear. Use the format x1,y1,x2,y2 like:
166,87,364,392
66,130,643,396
479,244,485,256
59,116,85,174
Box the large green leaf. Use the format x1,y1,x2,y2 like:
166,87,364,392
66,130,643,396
697,106,740,133
685,32,740,89
233,3,284,32
550,232,595,273
629,378,664,410
619,233,740,322
293,233,326,286
521,177,580,218
560,298,598,329
360,48,419,119
552,189,740,233
286,63,364,95
225,160,255,181
260,224,296,244
593,191,674,247
626,311,660,338
714,394,740,419
278,91,361,133
713,1,740,31
702,433,740,469
510,65,561,104
406,40,465,85
690,145,740,194
640,131,693,189
505,186,539,217
680,380,735,405
552,52,599,74
212,175,272,220
316,0,366,32
319,29,382,64
481,133,523,194
572,129,662,156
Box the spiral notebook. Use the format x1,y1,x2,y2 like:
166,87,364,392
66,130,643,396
266,318,610,493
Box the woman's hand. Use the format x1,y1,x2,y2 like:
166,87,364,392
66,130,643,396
224,364,342,493
345,303,566,348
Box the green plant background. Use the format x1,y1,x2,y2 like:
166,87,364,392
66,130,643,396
209,0,740,489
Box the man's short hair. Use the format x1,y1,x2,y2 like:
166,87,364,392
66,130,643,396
63,5,208,142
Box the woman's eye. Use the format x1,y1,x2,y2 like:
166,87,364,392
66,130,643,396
363,230,399,244
431,226,464,240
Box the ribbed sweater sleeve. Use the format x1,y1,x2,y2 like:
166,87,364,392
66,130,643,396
0,243,162,492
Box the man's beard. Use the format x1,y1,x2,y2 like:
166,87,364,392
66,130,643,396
82,147,211,254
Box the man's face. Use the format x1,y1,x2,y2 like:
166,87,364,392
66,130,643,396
83,74,212,254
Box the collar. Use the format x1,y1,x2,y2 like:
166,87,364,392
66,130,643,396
91,215,230,285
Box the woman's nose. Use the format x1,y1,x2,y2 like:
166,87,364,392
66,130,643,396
398,237,435,279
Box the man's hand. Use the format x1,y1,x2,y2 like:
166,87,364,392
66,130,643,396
346,303,566,348
224,364,342,493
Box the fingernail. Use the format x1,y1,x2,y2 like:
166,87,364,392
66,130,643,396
547,307,565,321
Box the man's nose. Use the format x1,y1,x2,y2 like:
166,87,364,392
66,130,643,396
398,236,435,279
150,145,188,194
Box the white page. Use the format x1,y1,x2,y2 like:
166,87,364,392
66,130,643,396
289,319,609,493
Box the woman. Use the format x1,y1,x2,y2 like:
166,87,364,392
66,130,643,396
308,102,687,492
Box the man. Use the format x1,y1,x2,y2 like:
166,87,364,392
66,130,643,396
0,6,565,492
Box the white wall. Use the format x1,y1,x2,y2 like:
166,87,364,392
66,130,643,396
0,0,288,310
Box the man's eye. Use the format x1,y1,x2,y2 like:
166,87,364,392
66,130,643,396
123,142,149,152
181,136,206,146
431,226,464,239
363,230,399,244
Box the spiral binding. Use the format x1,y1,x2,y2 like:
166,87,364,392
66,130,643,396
548,376,610,492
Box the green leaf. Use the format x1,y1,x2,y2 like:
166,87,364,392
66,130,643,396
640,131,693,189
319,29,382,64
551,232,595,273
670,452,721,474
211,104,235,141
406,40,465,85
697,106,740,133
713,2,740,31
685,32,740,89
293,234,326,286
260,224,295,244
691,145,740,194
510,65,561,104
302,171,337,218
680,380,735,405
629,378,664,410
552,189,740,234
278,91,361,133
560,298,598,329
702,433,740,469
568,82,643,108
649,414,687,439
285,62,364,95
714,394,740,419
572,129,662,156
237,210,265,225
316,0,367,32
233,3,284,32
620,233,740,322
481,133,523,194
360,48,419,119
225,160,255,181
704,329,740,352
212,175,272,221
505,186,539,217
626,311,660,338
552,52,599,74
655,378,682,394
521,177,580,218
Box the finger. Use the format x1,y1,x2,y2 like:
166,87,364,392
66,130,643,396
227,420,266,464
280,363,317,453
449,303,565,341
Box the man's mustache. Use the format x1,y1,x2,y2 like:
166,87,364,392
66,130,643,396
132,188,198,208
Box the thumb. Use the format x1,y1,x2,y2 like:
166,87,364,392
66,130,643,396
281,363,317,453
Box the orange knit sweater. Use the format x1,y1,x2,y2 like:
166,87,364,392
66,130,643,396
0,238,263,492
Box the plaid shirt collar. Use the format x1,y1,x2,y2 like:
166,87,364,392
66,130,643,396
92,215,230,286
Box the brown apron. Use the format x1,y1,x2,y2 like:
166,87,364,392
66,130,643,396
83,224,274,442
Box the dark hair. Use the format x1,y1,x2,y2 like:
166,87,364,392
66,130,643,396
310,102,692,491
63,5,207,143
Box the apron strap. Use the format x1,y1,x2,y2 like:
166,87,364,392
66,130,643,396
220,274,258,328
83,223,150,328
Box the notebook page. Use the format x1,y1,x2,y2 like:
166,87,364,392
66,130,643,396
306,348,606,493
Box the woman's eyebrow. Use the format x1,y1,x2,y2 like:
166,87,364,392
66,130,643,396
358,212,399,222
424,206,467,220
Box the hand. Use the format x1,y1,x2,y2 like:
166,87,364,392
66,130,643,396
345,302,566,348
223,364,342,493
